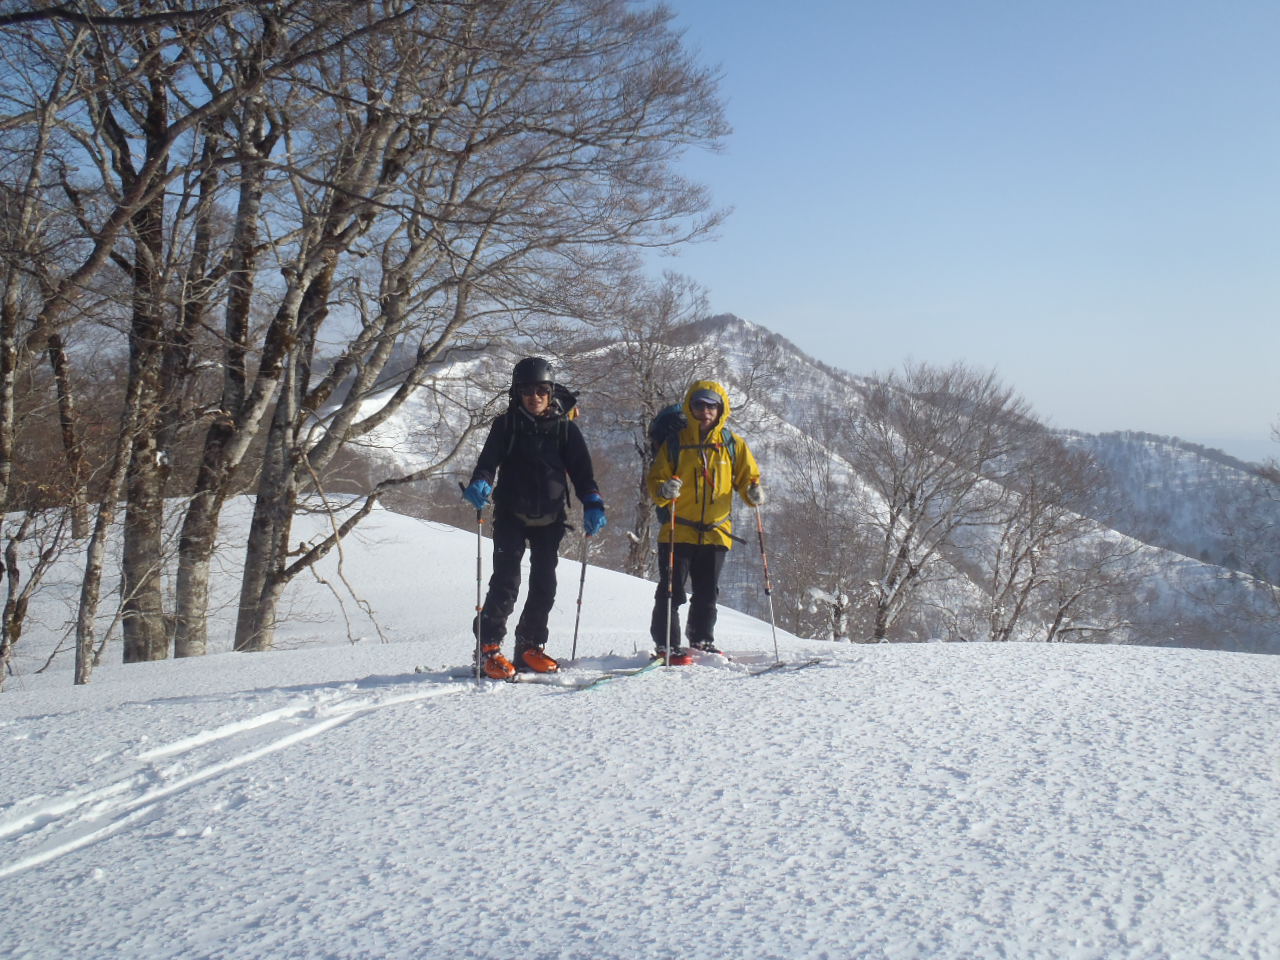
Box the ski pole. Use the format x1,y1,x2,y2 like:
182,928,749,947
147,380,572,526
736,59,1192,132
753,505,781,664
460,482,485,683
665,481,679,667
571,533,590,662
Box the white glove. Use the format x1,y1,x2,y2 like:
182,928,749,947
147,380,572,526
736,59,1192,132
746,482,765,506
658,476,682,501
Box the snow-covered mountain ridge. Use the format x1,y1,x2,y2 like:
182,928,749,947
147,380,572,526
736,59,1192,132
1064,429,1279,577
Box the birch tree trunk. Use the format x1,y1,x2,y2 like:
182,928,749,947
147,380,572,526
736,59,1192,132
173,100,278,658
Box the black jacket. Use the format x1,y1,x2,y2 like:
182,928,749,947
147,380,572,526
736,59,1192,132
469,401,600,523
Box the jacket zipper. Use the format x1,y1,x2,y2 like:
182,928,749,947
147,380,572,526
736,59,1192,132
696,443,713,545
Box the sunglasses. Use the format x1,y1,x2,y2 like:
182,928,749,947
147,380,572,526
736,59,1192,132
691,399,721,411
518,383,552,398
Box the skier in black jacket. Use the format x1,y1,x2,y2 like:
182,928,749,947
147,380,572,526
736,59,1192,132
462,357,606,679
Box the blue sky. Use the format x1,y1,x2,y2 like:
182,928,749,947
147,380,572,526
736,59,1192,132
655,1,1279,462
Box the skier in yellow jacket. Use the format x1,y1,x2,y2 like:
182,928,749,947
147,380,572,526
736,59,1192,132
647,380,763,662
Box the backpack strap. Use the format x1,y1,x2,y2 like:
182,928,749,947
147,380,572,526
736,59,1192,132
665,432,681,471
504,407,571,460
670,428,737,470
675,515,747,545
503,408,519,459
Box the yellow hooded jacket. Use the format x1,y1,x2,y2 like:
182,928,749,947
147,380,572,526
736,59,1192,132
647,380,761,549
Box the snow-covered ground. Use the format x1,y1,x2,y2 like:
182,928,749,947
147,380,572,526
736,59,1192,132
2,507,1278,959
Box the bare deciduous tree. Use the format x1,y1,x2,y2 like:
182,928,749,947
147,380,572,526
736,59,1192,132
228,0,728,651
4,2,426,678
843,362,1031,641
771,410,876,641
982,432,1137,642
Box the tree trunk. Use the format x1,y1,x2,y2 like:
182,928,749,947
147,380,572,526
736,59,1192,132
1,524,29,689
119,269,170,661
873,606,890,642
46,335,89,537
626,463,654,578
75,375,145,684
173,120,273,657
120,278,171,661
173,488,219,658
118,50,173,663
234,349,308,653
121,452,169,662
0,299,16,515
234,412,297,653
77,500,123,683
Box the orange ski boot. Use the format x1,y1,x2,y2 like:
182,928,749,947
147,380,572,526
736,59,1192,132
477,644,516,680
516,646,560,674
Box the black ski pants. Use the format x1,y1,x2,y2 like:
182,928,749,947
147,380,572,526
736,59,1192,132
650,542,727,650
475,512,565,650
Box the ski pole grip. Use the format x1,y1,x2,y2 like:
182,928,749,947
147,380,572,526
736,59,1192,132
459,481,484,522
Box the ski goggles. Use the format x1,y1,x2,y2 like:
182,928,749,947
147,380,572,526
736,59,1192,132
517,383,553,397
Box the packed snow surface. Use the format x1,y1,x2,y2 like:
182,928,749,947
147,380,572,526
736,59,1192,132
2,509,1278,959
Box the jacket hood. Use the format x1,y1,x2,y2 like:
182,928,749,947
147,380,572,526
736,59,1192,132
682,379,731,429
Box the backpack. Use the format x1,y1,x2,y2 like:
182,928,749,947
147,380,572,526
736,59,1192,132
647,402,737,523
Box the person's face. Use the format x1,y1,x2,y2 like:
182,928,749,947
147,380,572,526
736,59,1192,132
691,397,721,429
518,382,552,416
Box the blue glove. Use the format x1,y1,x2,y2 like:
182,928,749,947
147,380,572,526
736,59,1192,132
583,494,607,536
462,479,492,510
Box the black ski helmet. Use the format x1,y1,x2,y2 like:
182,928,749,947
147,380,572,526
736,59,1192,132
511,356,554,388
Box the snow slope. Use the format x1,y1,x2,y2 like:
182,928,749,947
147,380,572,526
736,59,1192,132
2,508,1278,959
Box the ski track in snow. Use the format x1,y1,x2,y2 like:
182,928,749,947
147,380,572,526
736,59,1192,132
0,652,758,883
0,678,467,881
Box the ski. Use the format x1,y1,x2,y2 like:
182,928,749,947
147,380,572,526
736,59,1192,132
743,657,825,677
426,660,660,690
429,666,580,685
507,671,580,687
562,657,662,692
421,655,823,688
